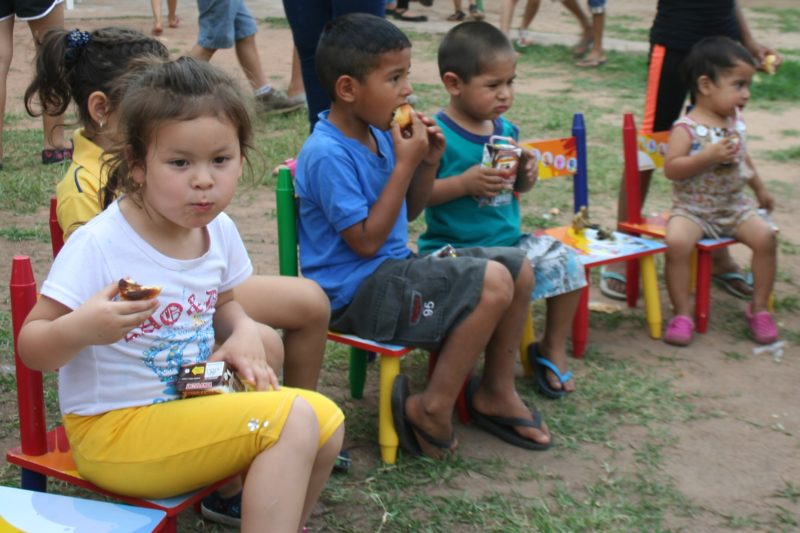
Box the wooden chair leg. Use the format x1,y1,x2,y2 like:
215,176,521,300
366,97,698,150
571,271,590,358
640,255,662,339
695,250,713,333
378,356,401,464
349,348,368,399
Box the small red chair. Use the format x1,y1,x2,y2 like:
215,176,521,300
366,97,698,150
6,255,232,533
617,113,737,333
521,113,667,357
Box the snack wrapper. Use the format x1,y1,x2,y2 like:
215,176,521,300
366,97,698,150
477,136,521,207
433,244,458,258
176,361,253,398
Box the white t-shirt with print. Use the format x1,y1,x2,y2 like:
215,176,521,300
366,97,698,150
41,200,253,416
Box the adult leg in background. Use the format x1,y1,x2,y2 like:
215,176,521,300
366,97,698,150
28,2,71,155
282,0,385,130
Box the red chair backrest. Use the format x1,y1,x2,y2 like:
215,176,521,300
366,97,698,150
49,198,64,258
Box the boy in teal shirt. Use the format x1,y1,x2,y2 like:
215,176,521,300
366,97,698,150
421,20,586,398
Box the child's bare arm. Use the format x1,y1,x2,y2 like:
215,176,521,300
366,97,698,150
211,290,280,391
18,283,159,371
427,165,507,206
406,114,445,219
744,154,775,211
664,126,736,181
341,113,429,257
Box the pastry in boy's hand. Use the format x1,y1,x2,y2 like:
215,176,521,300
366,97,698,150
762,54,777,75
118,278,162,301
392,103,414,138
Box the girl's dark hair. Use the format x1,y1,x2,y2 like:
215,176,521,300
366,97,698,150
439,21,514,82
102,56,253,208
24,27,169,129
681,36,757,99
315,13,411,102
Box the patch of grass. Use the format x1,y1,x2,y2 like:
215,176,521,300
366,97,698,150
751,7,800,33
781,129,800,137
778,236,800,256
723,350,747,361
751,61,800,103
0,130,62,212
773,481,800,504
0,225,49,243
773,295,800,313
764,145,800,163
262,16,290,29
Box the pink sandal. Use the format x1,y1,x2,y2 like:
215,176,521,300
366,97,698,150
745,305,778,344
664,315,694,346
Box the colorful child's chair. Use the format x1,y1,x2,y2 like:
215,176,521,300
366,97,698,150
520,113,667,357
617,113,740,333
6,256,233,533
278,165,520,459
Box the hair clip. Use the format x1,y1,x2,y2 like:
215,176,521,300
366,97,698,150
65,29,91,63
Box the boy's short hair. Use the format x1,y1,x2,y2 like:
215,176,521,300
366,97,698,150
681,36,757,98
438,21,514,82
315,13,411,102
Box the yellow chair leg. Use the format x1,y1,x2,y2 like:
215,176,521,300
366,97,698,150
518,306,535,377
640,255,662,339
689,249,697,294
378,356,401,464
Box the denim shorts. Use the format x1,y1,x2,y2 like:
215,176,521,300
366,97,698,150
330,247,526,351
0,0,62,21
516,233,587,300
587,0,606,13
196,0,258,50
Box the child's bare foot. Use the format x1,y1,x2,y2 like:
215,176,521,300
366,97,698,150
168,15,180,28
152,24,163,36
572,31,593,56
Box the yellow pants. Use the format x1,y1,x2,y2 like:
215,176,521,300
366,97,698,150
63,388,344,499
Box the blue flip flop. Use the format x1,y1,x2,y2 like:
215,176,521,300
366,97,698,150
528,343,573,400
599,266,627,301
712,271,753,300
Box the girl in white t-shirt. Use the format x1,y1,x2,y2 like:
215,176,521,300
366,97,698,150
18,56,344,532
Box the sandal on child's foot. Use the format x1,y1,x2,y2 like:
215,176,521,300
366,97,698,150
664,315,694,346
447,10,466,21
514,29,534,49
41,147,73,165
745,305,778,344
468,4,485,20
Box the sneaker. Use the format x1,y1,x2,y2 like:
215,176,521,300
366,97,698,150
664,315,694,346
745,305,779,344
201,490,241,528
255,88,305,116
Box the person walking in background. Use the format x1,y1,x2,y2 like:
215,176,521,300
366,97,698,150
1,0,73,166
189,0,304,115
282,0,385,130
150,0,179,36
499,0,604,68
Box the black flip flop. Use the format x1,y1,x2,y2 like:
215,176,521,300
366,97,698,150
391,375,455,457
393,11,428,22
465,376,552,451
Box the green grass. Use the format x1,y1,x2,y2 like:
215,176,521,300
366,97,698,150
750,60,800,103
764,145,800,163
751,7,800,33
0,225,49,243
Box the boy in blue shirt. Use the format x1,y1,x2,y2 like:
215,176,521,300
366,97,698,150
420,21,586,399
296,13,552,458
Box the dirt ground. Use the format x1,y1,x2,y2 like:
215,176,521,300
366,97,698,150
1,1,798,531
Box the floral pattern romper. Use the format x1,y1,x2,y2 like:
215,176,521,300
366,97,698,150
670,112,756,238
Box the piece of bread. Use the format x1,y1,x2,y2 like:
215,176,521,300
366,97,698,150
762,54,777,75
118,278,162,301
392,103,414,137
